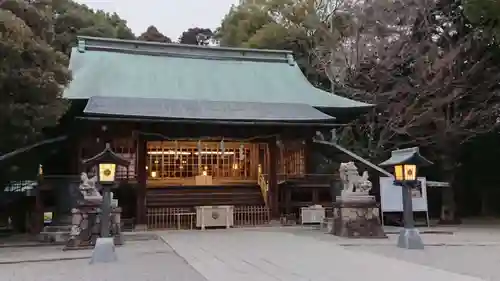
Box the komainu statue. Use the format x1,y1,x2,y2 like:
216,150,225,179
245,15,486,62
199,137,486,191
79,172,102,203
339,162,372,195
333,162,385,238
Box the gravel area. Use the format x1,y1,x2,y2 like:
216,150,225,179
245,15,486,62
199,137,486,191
0,239,207,281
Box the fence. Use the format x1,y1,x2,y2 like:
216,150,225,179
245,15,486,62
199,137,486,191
147,206,270,230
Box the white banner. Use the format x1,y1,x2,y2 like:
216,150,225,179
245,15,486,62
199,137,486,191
379,177,428,212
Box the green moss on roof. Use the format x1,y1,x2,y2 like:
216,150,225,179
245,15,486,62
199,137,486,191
64,36,371,108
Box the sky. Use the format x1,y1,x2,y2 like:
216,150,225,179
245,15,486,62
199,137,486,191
75,0,239,40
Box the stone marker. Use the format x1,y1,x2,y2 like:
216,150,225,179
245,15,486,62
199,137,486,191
90,237,117,264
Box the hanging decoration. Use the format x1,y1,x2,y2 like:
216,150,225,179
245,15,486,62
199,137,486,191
197,140,202,174
220,139,225,157
276,138,283,148
174,140,179,160
239,144,245,160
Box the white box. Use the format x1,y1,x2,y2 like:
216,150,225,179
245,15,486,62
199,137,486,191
195,175,213,185
196,205,234,229
301,205,325,224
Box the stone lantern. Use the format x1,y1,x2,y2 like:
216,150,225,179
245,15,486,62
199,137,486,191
380,147,433,249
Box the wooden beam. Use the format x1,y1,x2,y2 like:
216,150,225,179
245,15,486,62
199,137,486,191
0,136,67,163
77,116,340,127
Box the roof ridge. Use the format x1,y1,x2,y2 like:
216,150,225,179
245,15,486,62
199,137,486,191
77,36,296,65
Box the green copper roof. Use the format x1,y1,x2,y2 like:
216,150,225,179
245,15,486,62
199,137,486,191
65,36,372,109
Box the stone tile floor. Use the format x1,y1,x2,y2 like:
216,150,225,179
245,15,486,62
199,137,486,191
161,228,489,281
0,239,207,281
1,226,500,281
271,226,500,280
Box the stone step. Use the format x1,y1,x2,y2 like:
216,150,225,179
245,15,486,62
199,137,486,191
42,225,72,232
37,231,70,243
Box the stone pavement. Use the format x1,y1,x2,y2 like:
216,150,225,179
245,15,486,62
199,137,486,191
282,226,500,280
0,239,207,281
286,225,500,246
161,229,487,281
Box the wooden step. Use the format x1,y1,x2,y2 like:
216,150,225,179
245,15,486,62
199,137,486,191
147,191,261,197
147,199,263,207
145,184,265,208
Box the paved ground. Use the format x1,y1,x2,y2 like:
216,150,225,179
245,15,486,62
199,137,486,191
1,226,500,281
160,228,488,281
0,239,206,281
286,226,500,280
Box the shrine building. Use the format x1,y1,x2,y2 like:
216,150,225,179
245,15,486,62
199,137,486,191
26,36,372,231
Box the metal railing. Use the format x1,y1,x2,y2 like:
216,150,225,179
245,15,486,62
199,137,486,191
233,206,270,227
146,205,270,230
3,180,37,193
147,207,195,230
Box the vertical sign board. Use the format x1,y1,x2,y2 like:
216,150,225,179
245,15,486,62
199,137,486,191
379,177,429,226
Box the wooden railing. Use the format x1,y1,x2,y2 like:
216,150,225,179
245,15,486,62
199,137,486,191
257,164,268,206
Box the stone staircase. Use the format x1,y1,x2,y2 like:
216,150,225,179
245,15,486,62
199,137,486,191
146,185,265,208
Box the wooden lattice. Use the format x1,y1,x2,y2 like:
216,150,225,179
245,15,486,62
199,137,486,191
146,141,253,181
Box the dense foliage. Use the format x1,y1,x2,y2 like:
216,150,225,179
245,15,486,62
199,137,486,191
51,0,135,55
0,0,71,155
179,27,214,45
216,0,500,219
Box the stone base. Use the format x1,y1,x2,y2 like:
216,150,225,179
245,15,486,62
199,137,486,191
90,237,117,264
64,205,123,251
397,228,424,249
332,196,386,238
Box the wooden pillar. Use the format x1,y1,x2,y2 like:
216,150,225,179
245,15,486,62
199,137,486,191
33,179,44,234
268,138,279,219
135,136,147,227
312,188,319,205
304,139,315,174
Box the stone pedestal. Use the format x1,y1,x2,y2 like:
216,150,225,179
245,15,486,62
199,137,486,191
64,204,123,250
332,195,386,238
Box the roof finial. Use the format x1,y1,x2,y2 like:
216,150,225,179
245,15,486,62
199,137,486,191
77,38,86,53
286,54,295,66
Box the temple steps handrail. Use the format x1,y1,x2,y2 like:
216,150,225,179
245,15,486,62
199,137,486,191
313,139,393,177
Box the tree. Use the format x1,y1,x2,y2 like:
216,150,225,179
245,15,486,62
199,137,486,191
216,0,331,89
51,0,135,55
334,0,500,222
137,25,171,43
218,0,500,222
0,0,71,155
464,0,500,42
179,27,214,45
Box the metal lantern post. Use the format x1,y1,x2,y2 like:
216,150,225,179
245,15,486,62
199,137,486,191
380,147,433,250
82,143,130,238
